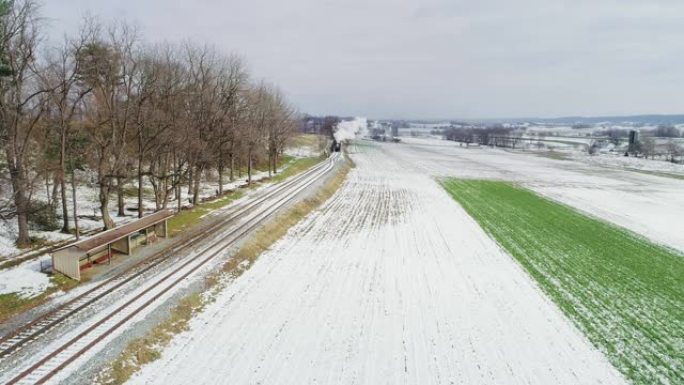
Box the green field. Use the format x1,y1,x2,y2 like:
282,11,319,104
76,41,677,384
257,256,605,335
440,179,683,385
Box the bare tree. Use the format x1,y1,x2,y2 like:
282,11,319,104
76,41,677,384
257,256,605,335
77,21,139,229
210,55,247,194
136,44,191,212
0,5,303,242
243,82,271,184
0,0,50,247
665,140,683,163
641,137,656,160
40,26,93,233
265,86,297,175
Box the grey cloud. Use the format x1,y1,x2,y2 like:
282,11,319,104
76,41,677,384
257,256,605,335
43,0,684,119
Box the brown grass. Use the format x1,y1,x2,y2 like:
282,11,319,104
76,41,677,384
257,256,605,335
95,294,205,385
95,160,351,385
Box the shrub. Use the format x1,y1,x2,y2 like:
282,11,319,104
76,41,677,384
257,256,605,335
28,201,61,231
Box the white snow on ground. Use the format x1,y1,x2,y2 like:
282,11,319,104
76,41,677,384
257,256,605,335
0,151,309,249
0,148,315,299
0,218,75,263
0,174,137,263
0,258,50,297
0,161,289,263
0,223,22,259
570,151,684,175
396,137,684,252
0,169,272,299
131,142,625,385
285,145,320,158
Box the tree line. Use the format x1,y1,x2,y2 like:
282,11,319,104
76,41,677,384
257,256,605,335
0,1,300,248
443,126,518,147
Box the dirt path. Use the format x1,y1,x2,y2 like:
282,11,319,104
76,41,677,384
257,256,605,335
130,142,624,385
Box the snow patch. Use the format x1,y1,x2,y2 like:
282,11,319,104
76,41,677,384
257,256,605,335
0,258,51,298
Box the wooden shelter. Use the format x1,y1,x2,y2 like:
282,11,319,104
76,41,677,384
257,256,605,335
52,209,174,280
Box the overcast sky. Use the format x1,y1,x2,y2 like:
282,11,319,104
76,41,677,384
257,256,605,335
43,0,684,119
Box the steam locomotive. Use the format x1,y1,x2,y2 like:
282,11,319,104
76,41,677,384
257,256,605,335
331,138,342,152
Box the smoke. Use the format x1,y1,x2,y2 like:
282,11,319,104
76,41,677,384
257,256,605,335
334,117,367,142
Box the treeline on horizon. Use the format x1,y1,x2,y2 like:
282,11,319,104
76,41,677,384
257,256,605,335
442,124,684,161
0,1,303,248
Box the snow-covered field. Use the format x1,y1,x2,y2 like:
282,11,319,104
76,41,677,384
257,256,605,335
396,138,684,252
569,151,684,175
130,141,626,385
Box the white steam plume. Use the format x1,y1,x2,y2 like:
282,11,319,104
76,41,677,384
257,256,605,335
334,117,367,142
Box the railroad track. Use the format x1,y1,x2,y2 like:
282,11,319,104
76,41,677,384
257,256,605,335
0,158,332,359
0,154,339,384
0,156,335,359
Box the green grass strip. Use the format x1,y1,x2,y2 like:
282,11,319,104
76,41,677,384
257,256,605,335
270,155,324,184
167,156,323,236
167,190,244,237
0,274,78,323
440,179,683,385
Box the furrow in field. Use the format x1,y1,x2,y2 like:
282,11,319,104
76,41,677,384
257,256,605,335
130,143,624,385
